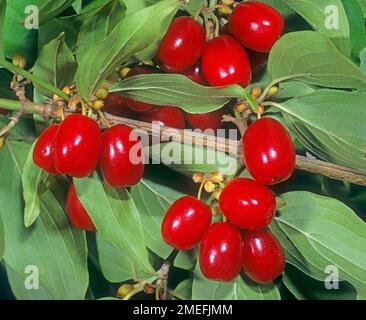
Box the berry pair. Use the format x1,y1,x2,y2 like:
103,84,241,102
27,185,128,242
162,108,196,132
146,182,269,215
157,15,251,88
199,222,284,283
33,114,144,186
157,16,248,87
33,115,101,178
33,115,145,230
202,1,284,86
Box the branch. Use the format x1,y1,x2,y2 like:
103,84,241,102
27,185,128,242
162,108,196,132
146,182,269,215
295,156,366,186
105,114,366,186
0,98,56,117
1,100,366,186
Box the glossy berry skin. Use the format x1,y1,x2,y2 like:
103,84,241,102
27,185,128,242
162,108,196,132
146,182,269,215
241,229,285,283
100,124,144,188
161,196,212,250
103,93,136,118
202,35,251,87
54,115,102,178
243,118,296,185
138,106,185,129
181,61,208,86
125,66,162,113
228,2,284,53
66,183,96,231
219,178,276,230
199,222,242,282
157,16,206,72
33,124,59,175
185,108,225,131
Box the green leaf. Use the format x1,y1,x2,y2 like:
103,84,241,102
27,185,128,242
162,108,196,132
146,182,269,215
357,0,366,16
121,0,154,15
0,141,89,300
2,0,38,64
80,0,113,13
282,265,357,300
38,16,82,52
173,279,193,300
192,263,281,300
147,142,240,177
32,34,77,96
38,0,113,51
279,0,350,56
72,0,83,14
130,178,198,270
0,0,6,58
0,115,36,141
22,142,50,227
273,191,366,296
341,0,366,61
276,89,366,170
276,81,317,100
181,0,202,18
360,47,366,73
5,263,55,299
0,214,4,261
36,0,75,25
96,233,150,283
268,31,366,90
111,74,245,113
74,172,155,276
76,0,180,98
77,0,125,58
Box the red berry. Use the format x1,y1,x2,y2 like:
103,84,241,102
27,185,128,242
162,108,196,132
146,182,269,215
33,124,59,175
202,35,251,87
180,61,208,86
138,106,185,129
103,93,136,118
100,124,144,187
241,229,285,283
125,66,162,113
228,2,284,53
54,114,102,178
243,118,296,185
157,16,206,72
185,108,225,131
66,183,96,231
0,108,8,115
219,178,276,230
199,222,242,282
161,196,212,250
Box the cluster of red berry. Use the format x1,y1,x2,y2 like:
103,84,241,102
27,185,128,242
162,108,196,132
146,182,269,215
162,117,295,283
104,1,284,132
33,114,145,230
32,1,292,283
159,2,295,283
